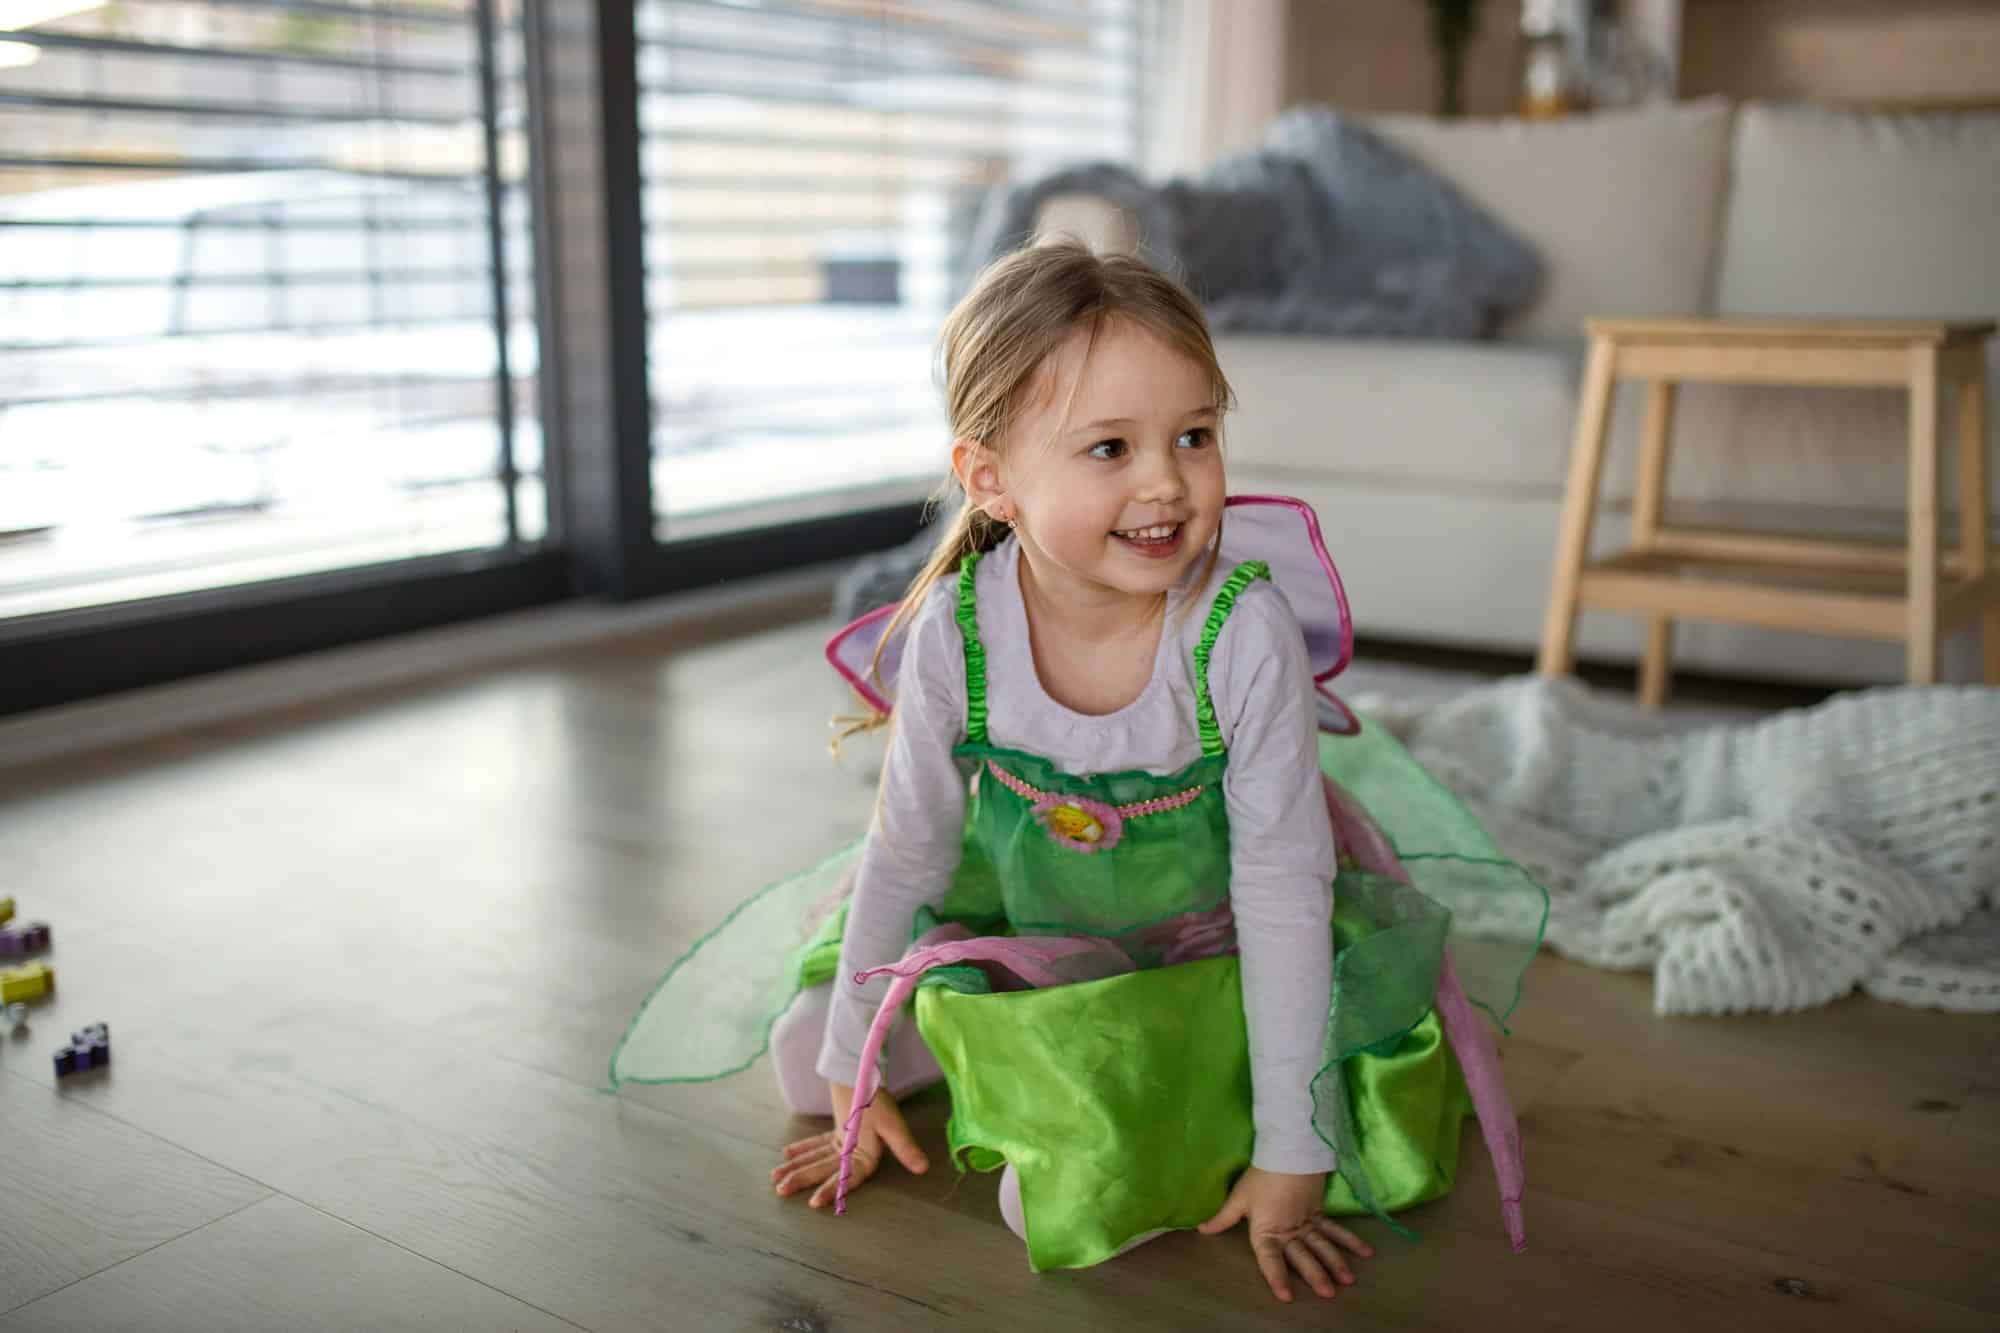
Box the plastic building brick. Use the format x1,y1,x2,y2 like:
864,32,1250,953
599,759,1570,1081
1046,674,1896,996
0,896,12,925
0,961,53,1004
0,922,50,956
53,1023,111,1078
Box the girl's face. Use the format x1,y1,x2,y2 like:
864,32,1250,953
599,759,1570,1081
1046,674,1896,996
968,318,1225,607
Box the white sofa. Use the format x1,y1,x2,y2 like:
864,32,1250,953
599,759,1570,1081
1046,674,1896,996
1050,100,2000,686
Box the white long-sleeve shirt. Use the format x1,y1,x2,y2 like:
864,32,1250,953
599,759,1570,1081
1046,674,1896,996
819,538,1339,1173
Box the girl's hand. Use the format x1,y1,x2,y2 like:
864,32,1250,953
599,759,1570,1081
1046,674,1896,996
1197,1165,1373,1303
770,1081,929,1208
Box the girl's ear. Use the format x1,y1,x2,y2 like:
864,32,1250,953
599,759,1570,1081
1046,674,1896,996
952,438,1010,523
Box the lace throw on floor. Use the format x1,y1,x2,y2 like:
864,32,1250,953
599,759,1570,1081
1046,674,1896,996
1358,677,2000,1015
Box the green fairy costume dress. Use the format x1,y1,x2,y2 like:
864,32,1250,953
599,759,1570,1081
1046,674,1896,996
612,496,1546,1272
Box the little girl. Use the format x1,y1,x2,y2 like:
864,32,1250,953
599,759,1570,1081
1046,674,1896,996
613,241,1539,1304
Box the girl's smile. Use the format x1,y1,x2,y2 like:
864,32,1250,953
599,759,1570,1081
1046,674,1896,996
1110,522,1186,559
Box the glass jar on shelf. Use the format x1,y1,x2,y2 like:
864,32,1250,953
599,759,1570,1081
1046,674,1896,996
1519,0,1588,119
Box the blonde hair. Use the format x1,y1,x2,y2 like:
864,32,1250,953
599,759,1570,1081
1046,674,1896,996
835,239,1235,748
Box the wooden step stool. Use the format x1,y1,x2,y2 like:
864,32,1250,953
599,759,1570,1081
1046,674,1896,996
1537,318,1998,706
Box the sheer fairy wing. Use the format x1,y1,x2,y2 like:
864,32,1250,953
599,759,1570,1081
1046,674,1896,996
1221,495,1360,735
825,600,901,717
824,494,1359,733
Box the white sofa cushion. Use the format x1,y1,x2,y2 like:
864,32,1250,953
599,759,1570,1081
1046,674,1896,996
1215,336,1578,491
1716,102,2000,320
1220,335,1931,516
1367,100,1735,341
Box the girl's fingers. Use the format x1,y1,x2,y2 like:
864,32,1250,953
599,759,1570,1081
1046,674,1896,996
1314,1215,1374,1258
1196,1191,1246,1235
1284,1237,1339,1301
777,1142,878,1199
873,1110,931,1175
1251,1238,1294,1304
807,1139,888,1207
780,1135,830,1160
773,1159,830,1195
771,1143,835,1179
809,1162,865,1209
1303,1228,1356,1286
770,1142,838,1179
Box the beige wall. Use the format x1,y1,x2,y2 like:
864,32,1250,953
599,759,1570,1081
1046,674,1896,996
1682,0,2000,106
1285,0,1523,117
1288,0,2000,118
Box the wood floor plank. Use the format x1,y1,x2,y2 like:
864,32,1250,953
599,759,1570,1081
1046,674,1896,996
1515,1075,2000,1310
0,1194,582,1332
2,608,1995,1330
0,1070,271,1314
1511,1006,1996,1199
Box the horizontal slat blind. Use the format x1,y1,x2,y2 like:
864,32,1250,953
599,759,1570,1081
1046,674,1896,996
636,0,1169,536
0,0,537,620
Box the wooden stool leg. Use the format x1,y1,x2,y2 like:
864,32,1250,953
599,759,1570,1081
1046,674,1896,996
1538,336,1619,677
1959,363,1997,684
1907,347,1943,685
1638,617,1675,709
1632,380,1678,708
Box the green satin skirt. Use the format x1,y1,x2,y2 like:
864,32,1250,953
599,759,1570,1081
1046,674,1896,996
914,925,1470,1272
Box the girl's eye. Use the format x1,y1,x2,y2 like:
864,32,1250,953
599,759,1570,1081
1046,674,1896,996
1088,439,1127,460
1176,427,1213,450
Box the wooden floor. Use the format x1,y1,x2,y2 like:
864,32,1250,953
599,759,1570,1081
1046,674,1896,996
2,596,1995,1332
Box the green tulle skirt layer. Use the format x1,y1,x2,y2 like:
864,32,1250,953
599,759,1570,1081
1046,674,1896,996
912,882,1471,1272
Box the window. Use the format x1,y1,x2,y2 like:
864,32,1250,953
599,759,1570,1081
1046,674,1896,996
634,0,1166,538
0,0,538,620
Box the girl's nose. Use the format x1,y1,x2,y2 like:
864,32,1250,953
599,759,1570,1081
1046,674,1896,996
1134,443,1186,502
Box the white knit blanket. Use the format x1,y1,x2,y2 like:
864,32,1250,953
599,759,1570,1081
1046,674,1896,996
1360,677,2000,1015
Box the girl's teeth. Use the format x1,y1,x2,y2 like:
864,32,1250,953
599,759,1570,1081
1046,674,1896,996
1118,524,1177,539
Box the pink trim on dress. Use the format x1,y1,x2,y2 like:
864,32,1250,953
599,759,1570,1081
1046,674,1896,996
1324,772,1528,1252
1435,953,1528,1252
981,760,1208,854
834,934,1136,1214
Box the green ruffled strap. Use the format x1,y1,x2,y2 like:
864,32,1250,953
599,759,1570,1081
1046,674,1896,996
1192,561,1270,758
956,551,989,745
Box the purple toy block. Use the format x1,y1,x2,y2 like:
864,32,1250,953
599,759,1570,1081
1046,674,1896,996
53,1024,112,1077
0,923,50,956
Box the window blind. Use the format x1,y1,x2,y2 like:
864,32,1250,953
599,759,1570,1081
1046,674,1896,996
0,0,536,620
634,0,1170,536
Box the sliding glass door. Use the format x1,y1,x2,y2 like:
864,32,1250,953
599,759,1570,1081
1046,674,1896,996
633,0,1166,541
0,0,542,621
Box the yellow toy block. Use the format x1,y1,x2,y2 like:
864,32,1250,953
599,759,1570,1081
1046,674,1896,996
0,896,13,925
1,960,52,1004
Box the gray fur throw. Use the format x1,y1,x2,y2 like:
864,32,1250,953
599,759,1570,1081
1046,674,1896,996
966,108,1542,340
